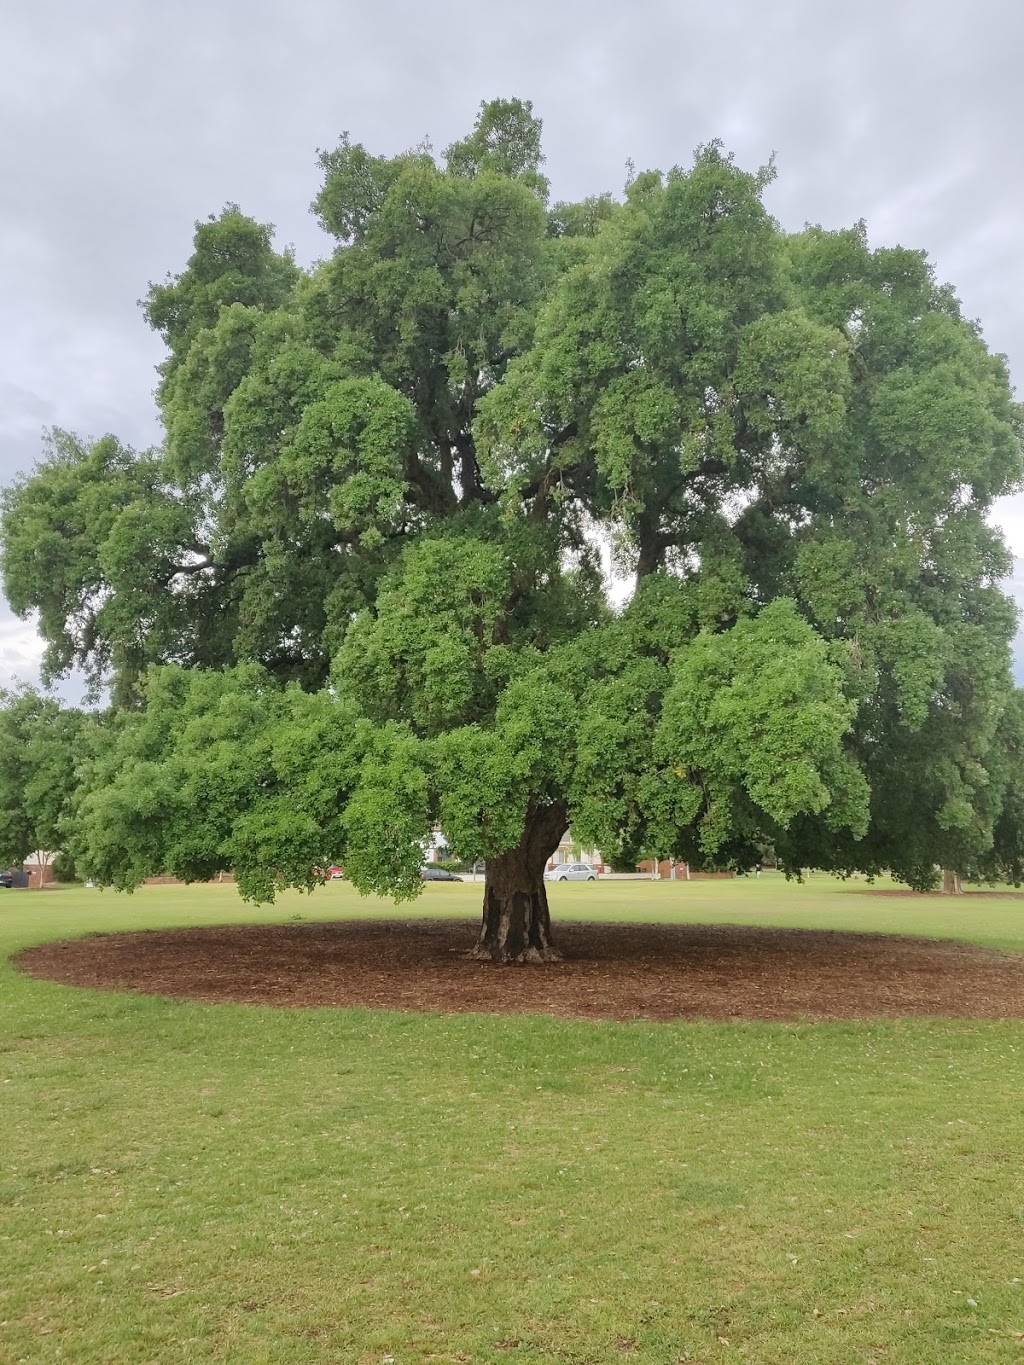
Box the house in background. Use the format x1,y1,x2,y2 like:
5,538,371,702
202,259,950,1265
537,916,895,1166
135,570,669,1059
635,858,735,879
25,851,56,889
422,830,450,864
420,828,735,879
547,832,604,872
421,828,605,872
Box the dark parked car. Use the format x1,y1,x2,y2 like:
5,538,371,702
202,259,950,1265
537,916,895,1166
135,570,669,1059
419,866,462,881
0,870,13,888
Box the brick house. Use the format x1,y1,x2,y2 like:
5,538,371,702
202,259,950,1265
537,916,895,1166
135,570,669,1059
25,851,57,889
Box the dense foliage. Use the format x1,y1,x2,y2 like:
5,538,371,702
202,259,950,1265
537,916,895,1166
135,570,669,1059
0,689,87,869
3,100,1023,948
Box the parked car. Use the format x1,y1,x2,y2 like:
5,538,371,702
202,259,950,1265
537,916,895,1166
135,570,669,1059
544,862,597,882
0,870,12,889
327,866,344,880
419,866,462,881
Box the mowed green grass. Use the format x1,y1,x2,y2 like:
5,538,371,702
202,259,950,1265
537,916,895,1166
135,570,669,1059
3,876,1024,1363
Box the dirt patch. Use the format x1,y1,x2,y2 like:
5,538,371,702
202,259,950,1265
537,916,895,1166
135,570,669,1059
867,889,1024,899
15,919,1024,1021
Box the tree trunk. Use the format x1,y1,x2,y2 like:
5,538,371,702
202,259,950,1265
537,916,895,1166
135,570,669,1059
469,801,568,963
941,867,963,895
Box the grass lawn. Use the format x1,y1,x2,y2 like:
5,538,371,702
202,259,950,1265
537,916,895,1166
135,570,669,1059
3,874,1024,1363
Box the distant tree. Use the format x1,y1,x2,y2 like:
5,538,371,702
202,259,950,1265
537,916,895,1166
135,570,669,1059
50,851,79,883
0,690,86,878
962,688,1024,888
5,101,1023,955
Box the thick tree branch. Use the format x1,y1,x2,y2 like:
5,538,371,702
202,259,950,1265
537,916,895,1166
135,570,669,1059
455,434,496,505
517,422,580,505
405,451,458,515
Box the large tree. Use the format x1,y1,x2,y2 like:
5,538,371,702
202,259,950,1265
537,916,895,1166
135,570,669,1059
4,101,1023,957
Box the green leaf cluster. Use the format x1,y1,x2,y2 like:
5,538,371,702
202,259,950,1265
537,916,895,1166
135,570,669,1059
0,689,88,866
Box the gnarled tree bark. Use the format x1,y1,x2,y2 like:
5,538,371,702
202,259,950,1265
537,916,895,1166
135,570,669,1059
470,800,569,963
941,867,963,895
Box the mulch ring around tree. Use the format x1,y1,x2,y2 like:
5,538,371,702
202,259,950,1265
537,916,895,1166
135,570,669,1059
15,918,1024,1021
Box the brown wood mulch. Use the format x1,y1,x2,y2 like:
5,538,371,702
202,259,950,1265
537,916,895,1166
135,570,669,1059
15,918,1024,1021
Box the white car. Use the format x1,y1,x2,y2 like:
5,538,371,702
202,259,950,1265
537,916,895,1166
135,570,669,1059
544,862,597,882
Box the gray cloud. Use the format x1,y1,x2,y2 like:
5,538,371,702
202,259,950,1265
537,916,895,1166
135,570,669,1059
2,0,1023,687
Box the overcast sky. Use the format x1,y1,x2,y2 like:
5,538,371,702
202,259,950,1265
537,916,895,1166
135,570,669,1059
2,0,1023,693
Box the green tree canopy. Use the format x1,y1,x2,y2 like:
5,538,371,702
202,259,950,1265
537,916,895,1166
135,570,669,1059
4,99,1022,957
0,689,87,872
